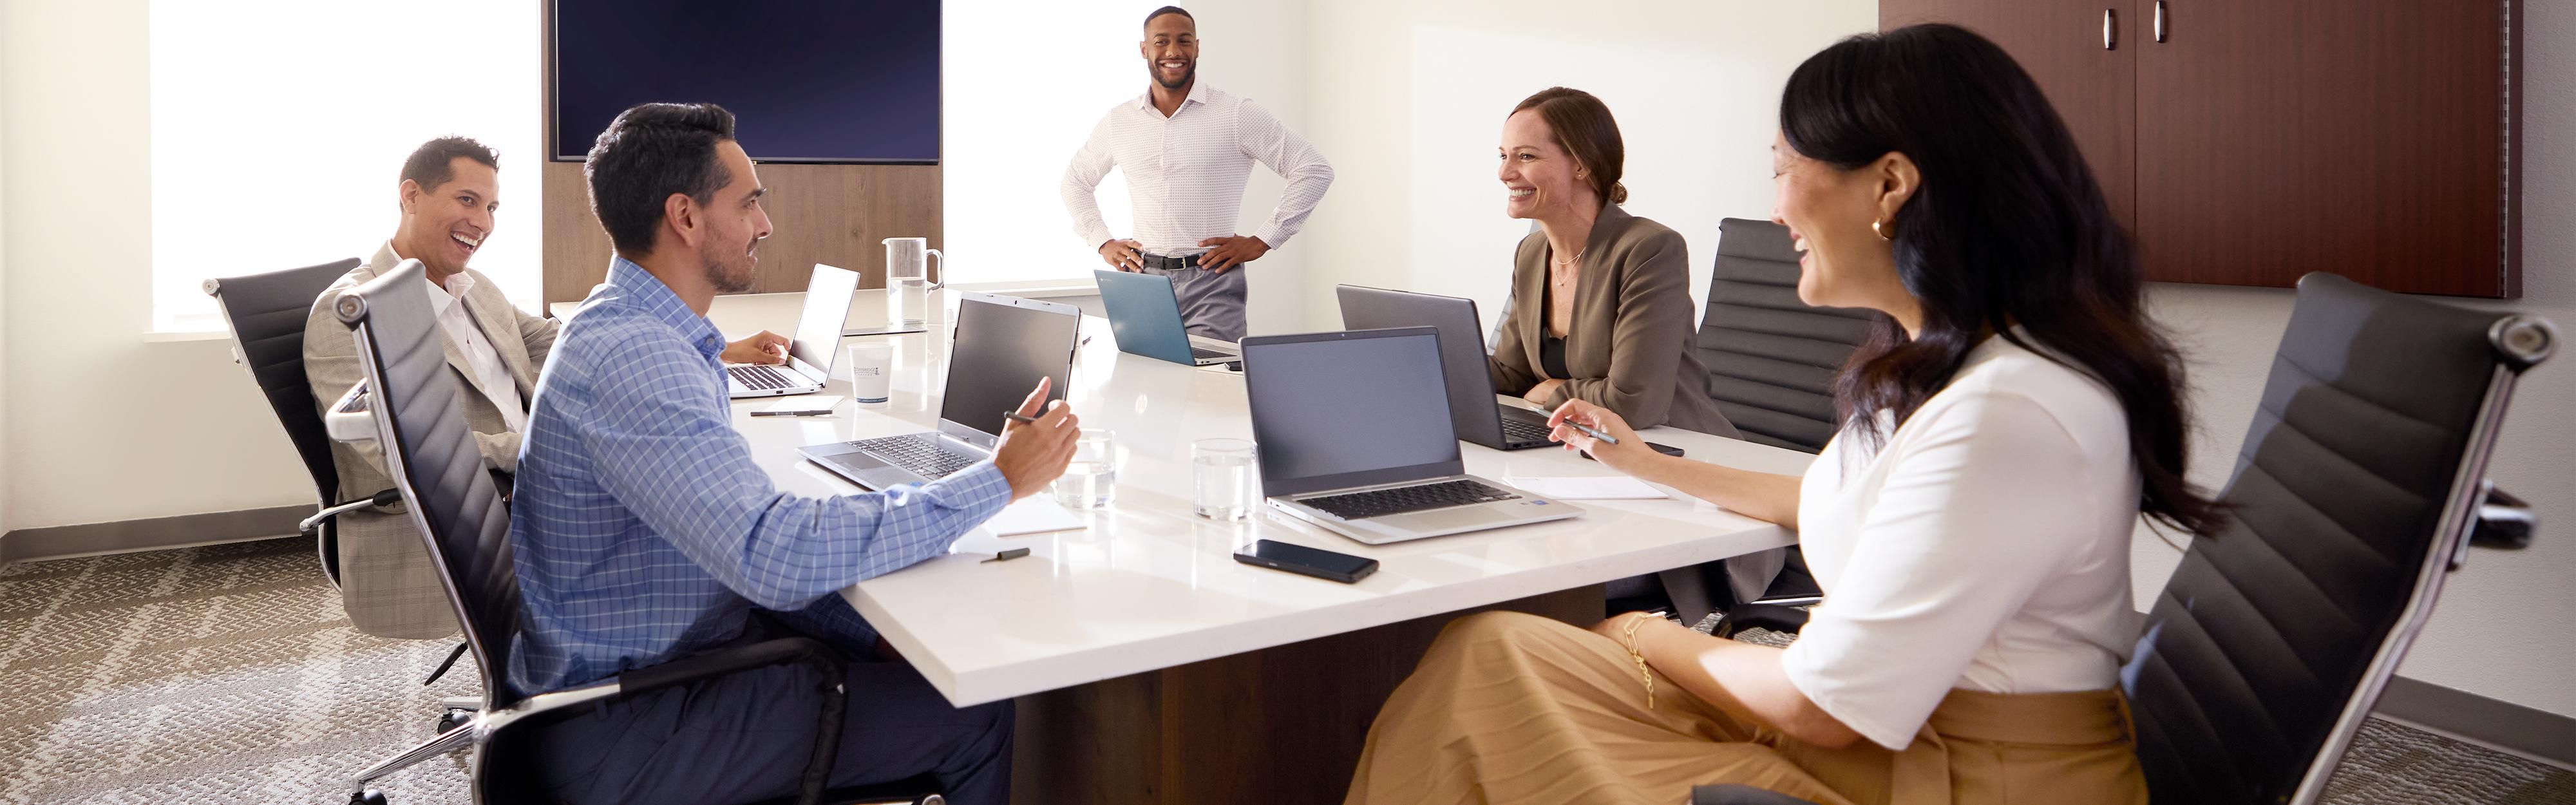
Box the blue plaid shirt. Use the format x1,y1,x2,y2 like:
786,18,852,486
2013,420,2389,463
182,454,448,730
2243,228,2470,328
506,258,1012,694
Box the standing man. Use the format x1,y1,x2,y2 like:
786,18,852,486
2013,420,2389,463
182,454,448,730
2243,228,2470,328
506,103,1079,805
1061,5,1334,341
304,137,788,639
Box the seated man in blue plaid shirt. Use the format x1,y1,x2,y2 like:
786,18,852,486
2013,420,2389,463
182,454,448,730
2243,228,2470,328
504,102,1081,805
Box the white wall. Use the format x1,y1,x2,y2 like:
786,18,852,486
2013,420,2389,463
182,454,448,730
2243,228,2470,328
944,0,1312,335
2130,0,2576,719
0,24,10,534
1,0,312,530
1294,0,1877,332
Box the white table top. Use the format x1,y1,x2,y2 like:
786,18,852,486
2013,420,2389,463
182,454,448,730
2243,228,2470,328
676,289,1812,706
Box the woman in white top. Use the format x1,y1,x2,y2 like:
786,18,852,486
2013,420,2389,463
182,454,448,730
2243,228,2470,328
1344,24,2221,805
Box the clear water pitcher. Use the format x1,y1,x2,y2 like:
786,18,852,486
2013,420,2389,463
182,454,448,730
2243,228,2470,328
882,236,944,327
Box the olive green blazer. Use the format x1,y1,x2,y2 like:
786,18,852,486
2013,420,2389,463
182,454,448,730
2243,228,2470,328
1488,204,1738,437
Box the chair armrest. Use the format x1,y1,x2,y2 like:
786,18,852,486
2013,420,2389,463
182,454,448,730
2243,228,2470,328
1714,603,1810,639
1692,784,1822,805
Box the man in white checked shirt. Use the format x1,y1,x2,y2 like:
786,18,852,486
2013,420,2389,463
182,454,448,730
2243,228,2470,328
1061,5,1334,341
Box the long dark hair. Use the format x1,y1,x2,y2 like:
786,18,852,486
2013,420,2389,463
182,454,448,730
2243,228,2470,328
1781,24,2222,536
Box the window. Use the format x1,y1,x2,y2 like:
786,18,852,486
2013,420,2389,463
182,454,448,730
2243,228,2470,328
942,0,1139,287
150,0,542,332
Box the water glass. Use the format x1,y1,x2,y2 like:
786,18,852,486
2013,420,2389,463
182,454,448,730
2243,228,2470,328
845,343,891,408
1053,430,1117,509
1192,438,1258,520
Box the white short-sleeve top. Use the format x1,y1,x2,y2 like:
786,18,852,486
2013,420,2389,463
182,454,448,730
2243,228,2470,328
1777,334,2144,751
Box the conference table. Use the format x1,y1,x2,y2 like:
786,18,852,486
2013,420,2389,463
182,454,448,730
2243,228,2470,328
559,287,1814,804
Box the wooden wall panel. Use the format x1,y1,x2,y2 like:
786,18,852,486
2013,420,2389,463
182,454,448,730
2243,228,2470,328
540,161,942,307
1880,0,2138,233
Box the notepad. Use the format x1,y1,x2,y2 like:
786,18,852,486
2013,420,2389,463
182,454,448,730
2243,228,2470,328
1504,476,1671,500
981,497,1088,536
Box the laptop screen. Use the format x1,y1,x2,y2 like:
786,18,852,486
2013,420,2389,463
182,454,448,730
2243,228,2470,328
1241,328,1463,497
937,294,1079,441
788,264,862,373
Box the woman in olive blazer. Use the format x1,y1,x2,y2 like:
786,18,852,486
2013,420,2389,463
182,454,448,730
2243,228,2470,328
1488,89,1736,436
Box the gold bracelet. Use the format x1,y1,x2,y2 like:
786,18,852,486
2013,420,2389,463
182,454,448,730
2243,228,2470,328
1620,612,1657,709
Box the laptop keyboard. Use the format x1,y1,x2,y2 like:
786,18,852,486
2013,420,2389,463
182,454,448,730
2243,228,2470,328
849,433,980,480
1500,415,1557,444
1301,479,1520,520
1189,346,1234,360
730,364,800,391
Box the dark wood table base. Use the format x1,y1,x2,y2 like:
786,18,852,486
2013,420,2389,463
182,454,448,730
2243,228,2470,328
1011,586,1605,804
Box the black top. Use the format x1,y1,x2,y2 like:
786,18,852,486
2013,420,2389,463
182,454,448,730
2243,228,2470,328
1538,281,1571,379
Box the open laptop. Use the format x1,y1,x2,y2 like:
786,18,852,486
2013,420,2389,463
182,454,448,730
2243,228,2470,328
727,263,862,399
797,292,1081,489
1240,327,1578,545
1337,285,1557,450
1094,269,1239,366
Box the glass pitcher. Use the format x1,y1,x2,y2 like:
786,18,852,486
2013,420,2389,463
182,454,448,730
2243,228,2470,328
882,237,944,327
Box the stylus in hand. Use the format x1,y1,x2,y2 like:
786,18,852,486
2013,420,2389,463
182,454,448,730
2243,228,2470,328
1562,419,1621,446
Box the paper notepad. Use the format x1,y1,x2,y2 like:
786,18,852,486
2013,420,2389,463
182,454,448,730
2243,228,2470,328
981,497,1088,536
1504,476,1671,500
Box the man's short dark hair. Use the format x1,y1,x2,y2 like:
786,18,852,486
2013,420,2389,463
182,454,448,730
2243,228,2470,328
1143,5,1191,30
399,137,498,191
584,102,737,258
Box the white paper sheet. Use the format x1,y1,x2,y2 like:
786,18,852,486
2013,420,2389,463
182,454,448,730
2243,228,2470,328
1503,475,1671,500
980,496,1088,536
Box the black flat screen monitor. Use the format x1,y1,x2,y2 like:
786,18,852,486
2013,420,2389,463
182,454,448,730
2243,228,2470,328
551,0,941,164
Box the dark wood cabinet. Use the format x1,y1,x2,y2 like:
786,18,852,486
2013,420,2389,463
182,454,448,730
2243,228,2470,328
1880,0,2521,298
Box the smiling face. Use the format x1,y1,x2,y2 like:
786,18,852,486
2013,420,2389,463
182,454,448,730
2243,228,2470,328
1498,109,1591,221
1141,13,1198,92
1770,130,1910,314
395,156,498,279
692,140,771,294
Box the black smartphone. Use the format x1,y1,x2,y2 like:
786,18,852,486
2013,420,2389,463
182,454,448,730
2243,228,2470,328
1233,540,1379,583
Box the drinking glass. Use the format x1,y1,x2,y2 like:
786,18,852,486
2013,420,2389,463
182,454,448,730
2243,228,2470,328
1192,439,1258,520
1052,430,1117,509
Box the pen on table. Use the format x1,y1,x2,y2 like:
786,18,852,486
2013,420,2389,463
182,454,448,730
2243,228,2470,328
749,409,833,417
1562,418,1621,446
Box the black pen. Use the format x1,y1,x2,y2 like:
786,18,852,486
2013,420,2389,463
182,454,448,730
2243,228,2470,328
750,410,832,417
1001,411,1038,426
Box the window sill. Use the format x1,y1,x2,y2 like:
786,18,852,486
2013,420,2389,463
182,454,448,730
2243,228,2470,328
141,328,232,344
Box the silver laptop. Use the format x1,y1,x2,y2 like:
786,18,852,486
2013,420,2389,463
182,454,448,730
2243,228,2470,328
1240,327,1579,544
797,292,1081,489
1337,285,1557,451
726,263,862,399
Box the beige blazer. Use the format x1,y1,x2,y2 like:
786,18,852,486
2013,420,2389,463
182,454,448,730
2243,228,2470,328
302,242,559,638
1488,204,1737,437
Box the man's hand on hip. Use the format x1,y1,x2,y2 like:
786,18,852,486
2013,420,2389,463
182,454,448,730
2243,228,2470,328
1196,235,1271,274
992,377,1081,499
1098,239,1145,272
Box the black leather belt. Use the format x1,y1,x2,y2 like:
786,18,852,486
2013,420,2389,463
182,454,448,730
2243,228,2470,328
1139,252,1204,270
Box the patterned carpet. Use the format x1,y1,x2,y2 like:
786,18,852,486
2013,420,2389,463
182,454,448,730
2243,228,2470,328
2,536,2570,804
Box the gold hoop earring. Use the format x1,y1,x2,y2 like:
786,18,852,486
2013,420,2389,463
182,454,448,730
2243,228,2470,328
1871,220,1892,241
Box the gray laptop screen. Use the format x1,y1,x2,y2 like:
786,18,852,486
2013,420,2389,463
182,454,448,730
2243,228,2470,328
788,265,862,374
937,296,1077,439
1242,328,1462,497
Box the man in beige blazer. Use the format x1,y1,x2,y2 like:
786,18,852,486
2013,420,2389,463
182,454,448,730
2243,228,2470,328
305,137,786,638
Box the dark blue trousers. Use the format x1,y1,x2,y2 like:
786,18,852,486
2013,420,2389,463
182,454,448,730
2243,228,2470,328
524,636,1013,805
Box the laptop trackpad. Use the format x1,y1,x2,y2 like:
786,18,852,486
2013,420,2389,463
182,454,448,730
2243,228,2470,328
1382,505,1519,531
819,451,921,491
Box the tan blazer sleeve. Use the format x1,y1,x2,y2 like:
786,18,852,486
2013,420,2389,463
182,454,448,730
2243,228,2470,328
1545,230,1696,428
1487,237,1545,394
518,305,562,374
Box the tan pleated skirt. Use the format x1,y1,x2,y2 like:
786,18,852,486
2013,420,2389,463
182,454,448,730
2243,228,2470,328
1345,612,2148,805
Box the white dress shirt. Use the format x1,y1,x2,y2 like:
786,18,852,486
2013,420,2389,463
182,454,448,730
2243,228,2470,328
1778,334,2144,750
1061,80,1334,256
419,267,528,432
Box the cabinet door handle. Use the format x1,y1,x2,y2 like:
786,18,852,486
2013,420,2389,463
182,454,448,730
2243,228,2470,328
2103,8,2117,50
2154,0,2168,42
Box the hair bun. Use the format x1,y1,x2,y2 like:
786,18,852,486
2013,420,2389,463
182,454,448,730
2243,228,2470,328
1610,182,1629,205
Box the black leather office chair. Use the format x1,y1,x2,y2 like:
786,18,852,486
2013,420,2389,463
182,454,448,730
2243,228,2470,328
1655,219,1876,627
1690,272,2552,804
204,258,390,587
331,260,939,805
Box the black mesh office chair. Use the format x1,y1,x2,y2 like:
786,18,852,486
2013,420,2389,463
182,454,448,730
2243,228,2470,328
1691,272,2552,804
331,259,938,805
204,258,390,587
1660,218,1877,628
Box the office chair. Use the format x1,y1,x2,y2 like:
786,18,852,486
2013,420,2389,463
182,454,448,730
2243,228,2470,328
331,258,940,805
1653,218,1876,627
204,258,385,587
1689,272,2553,805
